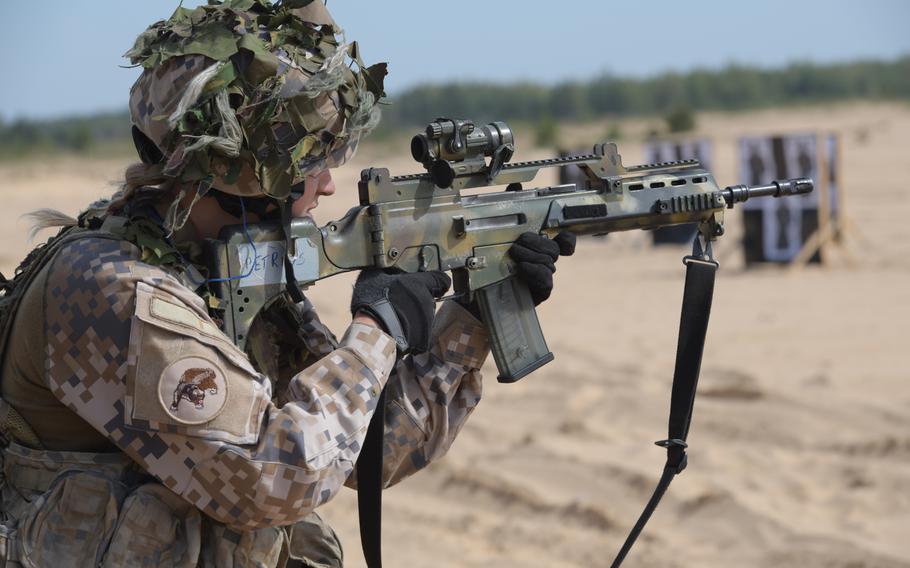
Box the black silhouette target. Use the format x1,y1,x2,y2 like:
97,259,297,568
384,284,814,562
738,133,832,264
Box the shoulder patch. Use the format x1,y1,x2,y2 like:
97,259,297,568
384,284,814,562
127,282,271,444
159,356,229,424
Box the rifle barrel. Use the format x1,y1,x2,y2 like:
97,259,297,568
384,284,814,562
721,178,813,207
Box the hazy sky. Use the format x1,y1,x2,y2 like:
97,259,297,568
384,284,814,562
1,0,907,120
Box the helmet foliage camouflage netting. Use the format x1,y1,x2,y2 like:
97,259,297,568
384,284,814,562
126,0,387,199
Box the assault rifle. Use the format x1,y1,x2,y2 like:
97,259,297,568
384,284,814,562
208,118,812,382
206,118,813,567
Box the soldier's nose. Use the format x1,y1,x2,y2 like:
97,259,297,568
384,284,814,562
317,170,336,197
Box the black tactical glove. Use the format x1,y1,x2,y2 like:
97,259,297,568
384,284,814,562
351,269,452,355
508,231,576,305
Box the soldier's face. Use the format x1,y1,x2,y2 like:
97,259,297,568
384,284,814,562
190,168,337,240
291,169,336,219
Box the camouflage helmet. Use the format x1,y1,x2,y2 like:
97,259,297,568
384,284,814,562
126,0,387,199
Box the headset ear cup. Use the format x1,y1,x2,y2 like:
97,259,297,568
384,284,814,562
132,125,164,165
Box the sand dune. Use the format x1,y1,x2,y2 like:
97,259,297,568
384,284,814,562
1,102,907,567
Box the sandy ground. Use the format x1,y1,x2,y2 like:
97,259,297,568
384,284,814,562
1,102,908,567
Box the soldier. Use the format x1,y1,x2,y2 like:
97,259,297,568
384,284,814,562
0,2,573,567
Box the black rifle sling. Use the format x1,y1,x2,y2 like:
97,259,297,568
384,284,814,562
356,249,717,568
358,388,387,568
610,255,717,568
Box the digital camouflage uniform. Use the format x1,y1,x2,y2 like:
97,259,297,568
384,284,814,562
0,222,488,567
0,2,491,566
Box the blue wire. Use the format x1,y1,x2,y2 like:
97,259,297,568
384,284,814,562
185,196,259,286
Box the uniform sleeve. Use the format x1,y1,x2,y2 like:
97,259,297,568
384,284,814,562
243,294,340,407
42,237,395,531
347,300,490,488
245,292,490,489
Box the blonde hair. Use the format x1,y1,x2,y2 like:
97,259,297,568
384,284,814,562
25,161,177,241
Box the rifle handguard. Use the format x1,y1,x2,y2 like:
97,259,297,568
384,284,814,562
474,277,554,382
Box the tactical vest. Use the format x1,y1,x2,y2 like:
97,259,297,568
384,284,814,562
0,219,342,568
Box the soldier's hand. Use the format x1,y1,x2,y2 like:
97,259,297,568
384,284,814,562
508,232,576,305
351,269,451,354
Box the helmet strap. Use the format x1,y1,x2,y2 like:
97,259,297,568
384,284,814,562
209,188,280,221
279,199,307,305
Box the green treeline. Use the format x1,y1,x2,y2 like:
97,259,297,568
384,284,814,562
0,111,132,158
381,56,910,127
1,56,908,159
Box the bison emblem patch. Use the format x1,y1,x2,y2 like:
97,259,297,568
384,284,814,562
172,367,219,410
158,357,228,424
